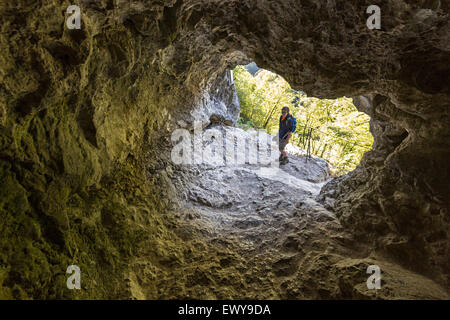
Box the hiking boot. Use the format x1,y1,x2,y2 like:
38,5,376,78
280,156,289,165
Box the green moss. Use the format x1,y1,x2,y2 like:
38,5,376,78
0,37,175,299
0,162,29,214
0,105,163,298
0,267,13,299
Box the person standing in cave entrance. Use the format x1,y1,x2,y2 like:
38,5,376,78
278,106,296,165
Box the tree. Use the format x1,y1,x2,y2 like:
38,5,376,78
233,66,373,175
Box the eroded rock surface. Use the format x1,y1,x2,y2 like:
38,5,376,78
0,0,448,298
131,126,447,299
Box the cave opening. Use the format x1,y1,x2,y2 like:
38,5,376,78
231,62,374,176
165,59,379,298
166,48,447,299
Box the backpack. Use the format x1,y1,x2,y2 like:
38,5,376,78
290,115,297,133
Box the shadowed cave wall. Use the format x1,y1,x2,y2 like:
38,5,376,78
0,0,448,298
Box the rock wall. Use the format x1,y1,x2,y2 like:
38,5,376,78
319,93,449,286
0,0,448,298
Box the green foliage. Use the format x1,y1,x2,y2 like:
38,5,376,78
233,66,374,174
233,66,298,134
237,117,256,130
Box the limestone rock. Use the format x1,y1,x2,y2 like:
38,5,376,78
0,0,448,299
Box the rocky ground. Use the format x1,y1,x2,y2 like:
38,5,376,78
125,126,449,299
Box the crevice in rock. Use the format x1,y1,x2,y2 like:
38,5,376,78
76,100,98,148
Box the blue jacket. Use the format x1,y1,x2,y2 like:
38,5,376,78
279,114,295,140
